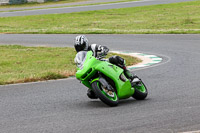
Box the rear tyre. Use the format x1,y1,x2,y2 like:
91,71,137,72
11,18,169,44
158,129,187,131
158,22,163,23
91,81,118,107
132,80,148,100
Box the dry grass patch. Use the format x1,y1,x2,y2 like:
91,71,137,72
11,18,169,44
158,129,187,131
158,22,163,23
0,45,141,85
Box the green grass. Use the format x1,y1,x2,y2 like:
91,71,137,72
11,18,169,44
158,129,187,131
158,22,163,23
0,0,200,34
0,45,141,85
0,0,87,8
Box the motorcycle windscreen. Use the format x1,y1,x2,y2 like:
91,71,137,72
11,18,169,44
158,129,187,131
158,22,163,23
74,51,88,69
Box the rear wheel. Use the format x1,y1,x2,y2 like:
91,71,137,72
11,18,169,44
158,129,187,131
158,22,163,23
132,79,148,100
91,81,118,107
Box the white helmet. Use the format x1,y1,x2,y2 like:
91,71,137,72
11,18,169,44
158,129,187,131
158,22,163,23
74,35,89,52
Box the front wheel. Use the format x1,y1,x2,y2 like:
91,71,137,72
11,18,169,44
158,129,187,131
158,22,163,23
132,79,148,100
91,81,118,107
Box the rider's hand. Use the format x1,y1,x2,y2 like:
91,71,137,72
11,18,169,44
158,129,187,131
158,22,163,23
101,46,109,56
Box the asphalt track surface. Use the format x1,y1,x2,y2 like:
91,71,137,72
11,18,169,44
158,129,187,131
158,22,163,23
0,0,122,12
0,0,195,17
1,0,200,133
1,34,200,133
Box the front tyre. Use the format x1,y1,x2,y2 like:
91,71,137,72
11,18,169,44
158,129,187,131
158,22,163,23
132,80,148,100
91,81,118,107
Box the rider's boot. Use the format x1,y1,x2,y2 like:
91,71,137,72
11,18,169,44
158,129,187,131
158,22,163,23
123,66,136,81
108,55,136,81
87,89,98,99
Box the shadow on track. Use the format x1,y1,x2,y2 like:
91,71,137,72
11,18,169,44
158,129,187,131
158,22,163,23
82,98,150,108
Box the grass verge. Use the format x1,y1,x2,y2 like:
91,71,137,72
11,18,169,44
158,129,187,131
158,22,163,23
0,45,141,85
0,0,200,34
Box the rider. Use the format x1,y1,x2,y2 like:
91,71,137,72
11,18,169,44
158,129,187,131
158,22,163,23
74,35,136,99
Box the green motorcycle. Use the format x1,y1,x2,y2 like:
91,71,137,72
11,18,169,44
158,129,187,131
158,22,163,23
75,51,148,107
